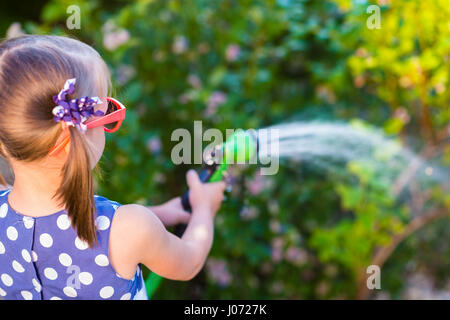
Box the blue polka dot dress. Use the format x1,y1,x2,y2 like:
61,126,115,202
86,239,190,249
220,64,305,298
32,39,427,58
0,188,147,300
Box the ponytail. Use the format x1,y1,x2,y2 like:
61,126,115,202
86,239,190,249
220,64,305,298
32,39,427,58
0,173,5,187
0,145,9,187
56,127,97,248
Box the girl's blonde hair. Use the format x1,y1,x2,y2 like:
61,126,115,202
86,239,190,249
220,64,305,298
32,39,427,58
0,35,111,247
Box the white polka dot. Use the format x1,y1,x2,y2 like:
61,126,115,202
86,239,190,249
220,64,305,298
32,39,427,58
0,241,5,254
63,286,77,298
44,267,58,280
0,287,6,297
112,204,119,210
23,217,34,229
79,272,93,285
21,290,33,300
1,273,13,287
59,253,72,267
32,278,41,292
50,296,62,300
32,251,38,262
99,286,114,299
120,293,131,300
95,254,109,267
75,237,89,250
57,214,71,230
0,203,8,218
22,249,31,263
12,260,25,273
96,216,110,231
40,233,53,248
6,226,18,241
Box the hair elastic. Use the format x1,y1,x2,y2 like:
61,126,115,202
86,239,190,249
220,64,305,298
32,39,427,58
52,78,104,132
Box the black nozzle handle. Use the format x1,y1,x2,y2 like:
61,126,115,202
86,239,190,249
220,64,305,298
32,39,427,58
174,166,218,237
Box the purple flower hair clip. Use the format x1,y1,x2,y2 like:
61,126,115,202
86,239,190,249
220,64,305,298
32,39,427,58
52,78,104,132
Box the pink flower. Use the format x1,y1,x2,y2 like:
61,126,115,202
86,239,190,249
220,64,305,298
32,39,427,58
271,237,284,263
316,85,336,104
272,237,284,248
172,36,188,54
246,172,272,195
269,219,281,233
271,281,284,294
146,136,162,153
187,74,202,89
153,173,166,184
116,64,136,85
225,44,241,62
6,22,25,39
393,107,410,124
206,258,232,287
271,247,282,262
205,91,227,116
208,91,227,108
240,206,258,220
178,93,190,104
102,22,130,51
285,246,308,266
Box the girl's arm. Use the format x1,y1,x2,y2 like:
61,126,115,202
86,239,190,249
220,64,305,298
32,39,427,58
148,197,191,227
109,170,225,281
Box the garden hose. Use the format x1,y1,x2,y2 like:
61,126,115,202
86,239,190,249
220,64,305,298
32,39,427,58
145,129,258,299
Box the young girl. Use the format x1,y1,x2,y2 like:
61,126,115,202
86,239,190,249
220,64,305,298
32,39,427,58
0,35,225,300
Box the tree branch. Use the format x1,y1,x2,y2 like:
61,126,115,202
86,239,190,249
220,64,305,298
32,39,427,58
356,206,449,300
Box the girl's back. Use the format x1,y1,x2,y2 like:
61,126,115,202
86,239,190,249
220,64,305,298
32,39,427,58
0,189,146,300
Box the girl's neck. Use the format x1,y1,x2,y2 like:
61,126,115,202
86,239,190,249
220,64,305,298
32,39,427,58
7,161,66,217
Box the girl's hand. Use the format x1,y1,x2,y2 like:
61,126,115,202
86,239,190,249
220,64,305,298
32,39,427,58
186,169,226,216
149,197,191,227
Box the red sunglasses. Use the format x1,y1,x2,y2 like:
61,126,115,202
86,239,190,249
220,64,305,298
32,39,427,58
49,97,126,156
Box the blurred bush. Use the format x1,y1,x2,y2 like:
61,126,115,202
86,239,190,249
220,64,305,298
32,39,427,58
4,0,448,299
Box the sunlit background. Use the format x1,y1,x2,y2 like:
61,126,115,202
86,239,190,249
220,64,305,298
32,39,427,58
0,0,449,299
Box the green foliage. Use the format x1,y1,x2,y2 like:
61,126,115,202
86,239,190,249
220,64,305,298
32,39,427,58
7,0,448,299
